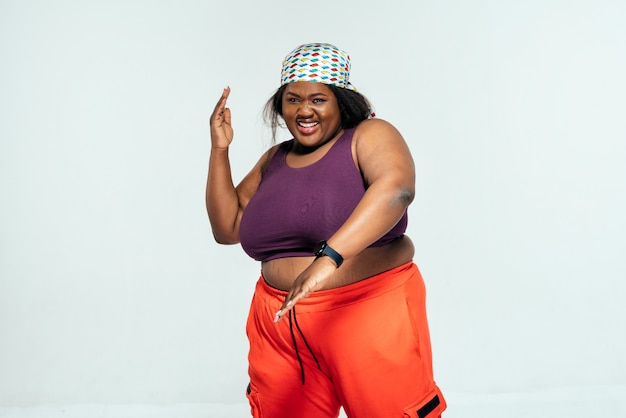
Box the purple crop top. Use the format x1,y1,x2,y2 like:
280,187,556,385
238,128,408,262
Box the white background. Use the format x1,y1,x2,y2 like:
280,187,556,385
1,0,625,412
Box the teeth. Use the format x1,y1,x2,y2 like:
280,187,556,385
298,121,318,128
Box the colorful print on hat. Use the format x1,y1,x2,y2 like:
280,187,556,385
280,42,356,91
280,42,375,117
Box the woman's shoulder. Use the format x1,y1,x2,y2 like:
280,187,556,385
259,141,290,174
353,118,404,146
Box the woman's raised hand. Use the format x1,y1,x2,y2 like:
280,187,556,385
209,87,233,150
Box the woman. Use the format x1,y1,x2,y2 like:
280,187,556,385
206,43,446,418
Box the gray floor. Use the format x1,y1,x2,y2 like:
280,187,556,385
1,386,625,417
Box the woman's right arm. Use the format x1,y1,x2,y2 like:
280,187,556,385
205,87,271,244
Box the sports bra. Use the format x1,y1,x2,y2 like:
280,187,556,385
238,127,408,261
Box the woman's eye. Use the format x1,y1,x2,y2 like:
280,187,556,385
312,98,325,104
287,98,299,103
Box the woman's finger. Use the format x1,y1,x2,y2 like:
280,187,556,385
210,87,231,123
214,86,230,111
274,284,313,322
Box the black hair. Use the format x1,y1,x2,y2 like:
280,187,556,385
263,83,371,142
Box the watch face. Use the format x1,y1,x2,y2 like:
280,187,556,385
313,240,326,256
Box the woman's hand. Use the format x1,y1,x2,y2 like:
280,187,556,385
209,87,233,150
274,257,338,322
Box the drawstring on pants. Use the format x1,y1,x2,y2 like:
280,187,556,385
288,306,321,385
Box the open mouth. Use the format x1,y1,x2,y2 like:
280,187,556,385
296,120,319,134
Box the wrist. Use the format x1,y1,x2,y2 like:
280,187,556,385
210,146,230,159
313,240,344,268
314,254,340,268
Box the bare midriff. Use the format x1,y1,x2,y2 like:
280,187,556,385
261,236,415,291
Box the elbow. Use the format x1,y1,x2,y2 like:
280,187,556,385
395,186,415,207
210,223,241,245
207,212,241,245
213,234,228,245
212,232,240,245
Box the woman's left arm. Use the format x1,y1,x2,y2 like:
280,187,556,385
275,119,415,321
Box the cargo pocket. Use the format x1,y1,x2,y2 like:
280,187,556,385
402,385,446,418
246,382,263,418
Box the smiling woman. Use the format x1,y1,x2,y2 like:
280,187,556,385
281,83,343,150
205,42,446,418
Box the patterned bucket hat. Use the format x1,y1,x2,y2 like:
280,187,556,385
280,42,356,90
280,42,374,117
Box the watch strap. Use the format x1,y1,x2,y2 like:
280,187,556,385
313,240,344,268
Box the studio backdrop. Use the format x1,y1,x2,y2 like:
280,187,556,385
1,0,625,406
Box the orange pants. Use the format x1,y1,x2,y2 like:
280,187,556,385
245,262,446,418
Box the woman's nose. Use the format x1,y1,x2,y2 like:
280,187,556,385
297,102,313,117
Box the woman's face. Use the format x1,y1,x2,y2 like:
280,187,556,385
281,82,342,149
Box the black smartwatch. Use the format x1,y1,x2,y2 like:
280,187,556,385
313,240,344,268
